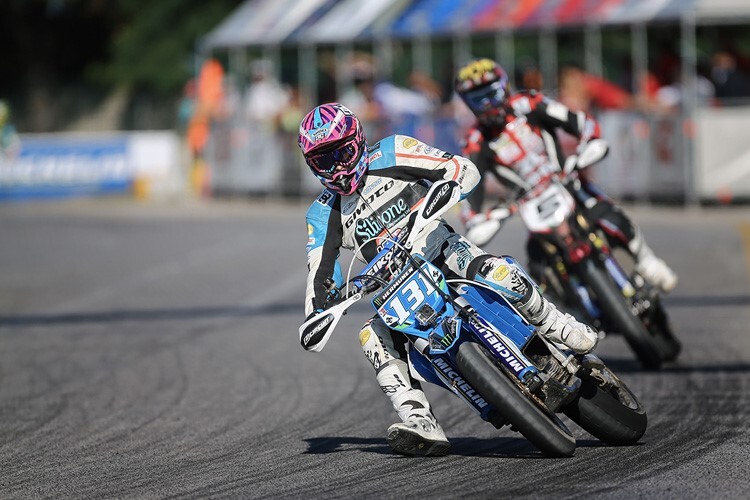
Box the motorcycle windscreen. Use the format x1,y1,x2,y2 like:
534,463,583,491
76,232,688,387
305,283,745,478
372,259,448,332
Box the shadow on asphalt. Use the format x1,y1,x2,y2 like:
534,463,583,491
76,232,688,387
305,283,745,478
597,356,750,375
303,436,610,458
663,294,750,308
0,302,300,327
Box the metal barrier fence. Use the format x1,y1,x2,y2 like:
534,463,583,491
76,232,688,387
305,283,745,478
206,108,750,203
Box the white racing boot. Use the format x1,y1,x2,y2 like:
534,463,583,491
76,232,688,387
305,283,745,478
630,229,678,293
387,412,450,457
517,286,599,354
473,257,599,354
635,253,678,293
377,362,450,457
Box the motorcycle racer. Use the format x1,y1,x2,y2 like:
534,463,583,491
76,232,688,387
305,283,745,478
455,58,678,294
299,102,599,457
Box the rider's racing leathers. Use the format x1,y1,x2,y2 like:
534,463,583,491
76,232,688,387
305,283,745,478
461,90,677,292
304,134,598,451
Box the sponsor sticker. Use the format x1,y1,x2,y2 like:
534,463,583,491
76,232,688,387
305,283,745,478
451,241,474,271
493,265,509,282
359,329,371,346
402,138,418,149
317,190,333,206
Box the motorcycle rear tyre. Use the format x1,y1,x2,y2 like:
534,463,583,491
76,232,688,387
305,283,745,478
563,371,647,445
457,342,576,458
582,262,662,369
648,301,682,362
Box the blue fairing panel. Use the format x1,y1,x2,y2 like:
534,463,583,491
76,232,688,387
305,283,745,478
458,283,536,348
408,344,449,389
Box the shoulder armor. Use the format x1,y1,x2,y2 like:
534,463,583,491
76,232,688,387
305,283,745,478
368,135,397,171
307,189,336,220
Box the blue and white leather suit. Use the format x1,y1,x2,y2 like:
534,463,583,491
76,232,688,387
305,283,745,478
304,134,542,426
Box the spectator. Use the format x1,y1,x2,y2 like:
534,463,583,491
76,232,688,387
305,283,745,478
338,58,434,139
187,58,226,196
240,59,291,193
558,64,632,113
711,51,750,104
177,79,197,133
278,85,308,197
338,58,386,135
243,59,289,128
516,61,544,92
0,99,21,162
408,70,443,108
654,67,715,113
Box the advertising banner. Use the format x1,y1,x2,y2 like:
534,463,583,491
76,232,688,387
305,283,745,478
0,134,130,201
0,132,182,202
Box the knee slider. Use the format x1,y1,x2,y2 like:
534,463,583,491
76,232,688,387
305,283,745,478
359,319,398,371
472,256,533,303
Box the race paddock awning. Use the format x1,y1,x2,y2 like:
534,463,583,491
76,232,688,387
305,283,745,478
201,0,750,51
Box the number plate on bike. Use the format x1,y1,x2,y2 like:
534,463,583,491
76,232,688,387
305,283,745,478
372,259,447,330
518,181,575,232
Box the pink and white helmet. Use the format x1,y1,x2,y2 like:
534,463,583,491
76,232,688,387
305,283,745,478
298,103,368,195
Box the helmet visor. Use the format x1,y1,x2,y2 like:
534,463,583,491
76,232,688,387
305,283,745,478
307,142,359,180
462,80,508,114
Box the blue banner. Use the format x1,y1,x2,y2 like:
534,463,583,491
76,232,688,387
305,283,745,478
0,135,132,201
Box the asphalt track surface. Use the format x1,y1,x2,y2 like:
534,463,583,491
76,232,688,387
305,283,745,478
1,198,749,499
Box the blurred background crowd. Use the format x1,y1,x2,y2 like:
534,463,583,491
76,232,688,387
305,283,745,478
1,0,750,204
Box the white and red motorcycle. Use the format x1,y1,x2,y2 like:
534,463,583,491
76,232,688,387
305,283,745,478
468,140,680,369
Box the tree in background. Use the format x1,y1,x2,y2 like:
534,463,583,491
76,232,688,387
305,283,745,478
0,0,242,132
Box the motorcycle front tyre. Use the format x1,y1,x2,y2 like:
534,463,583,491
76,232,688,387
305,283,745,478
456,341,576,458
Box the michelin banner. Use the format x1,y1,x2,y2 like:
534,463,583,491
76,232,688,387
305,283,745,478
0,132,181,201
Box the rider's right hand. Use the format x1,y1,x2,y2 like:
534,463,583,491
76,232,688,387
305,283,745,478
306,308,325,322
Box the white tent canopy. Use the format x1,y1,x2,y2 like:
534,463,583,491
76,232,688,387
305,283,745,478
693,0,750,21
294,0,402,43
201,0,750,52
201,0,330,50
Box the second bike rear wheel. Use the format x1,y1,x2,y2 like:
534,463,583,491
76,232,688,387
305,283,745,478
581,262,662,369
645,300,682,362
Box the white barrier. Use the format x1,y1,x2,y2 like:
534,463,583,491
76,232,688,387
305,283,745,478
694,106,750,201
595,111,686,201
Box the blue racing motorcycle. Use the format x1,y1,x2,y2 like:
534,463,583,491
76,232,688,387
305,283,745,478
299,181,646,457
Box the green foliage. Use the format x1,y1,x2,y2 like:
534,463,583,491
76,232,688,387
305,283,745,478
91,0,243,95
